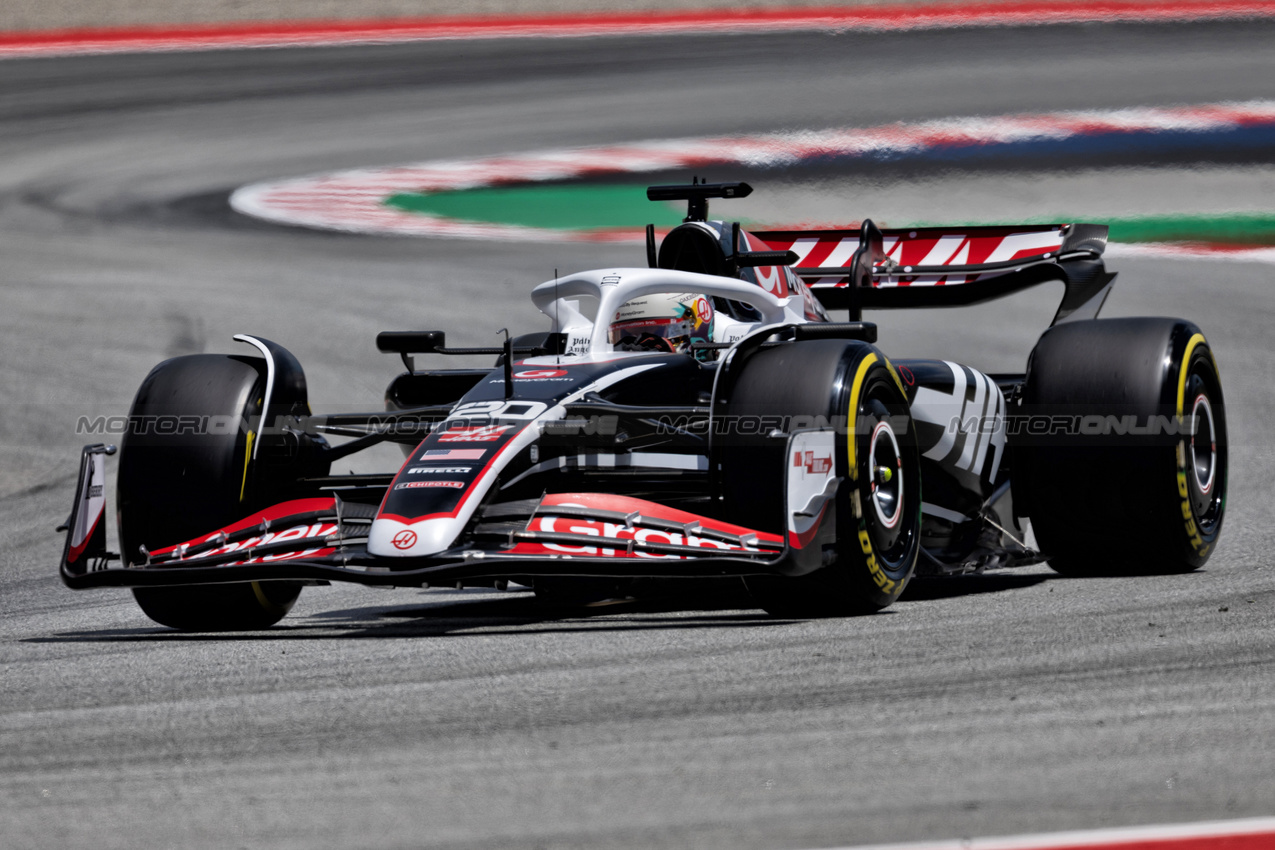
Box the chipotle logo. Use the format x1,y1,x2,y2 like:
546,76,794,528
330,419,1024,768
395,481,465,490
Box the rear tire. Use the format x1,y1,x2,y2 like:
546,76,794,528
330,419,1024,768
118,354,302,630
1016,318,1227,575
720,340,921,615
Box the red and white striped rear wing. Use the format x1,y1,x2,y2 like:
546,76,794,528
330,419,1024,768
752,222,1114,324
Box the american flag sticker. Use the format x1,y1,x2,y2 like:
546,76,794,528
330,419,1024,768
422,448,488,461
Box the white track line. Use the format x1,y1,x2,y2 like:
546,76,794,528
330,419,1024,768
230,101,1275,258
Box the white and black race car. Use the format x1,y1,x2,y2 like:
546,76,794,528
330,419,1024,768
60,182,1227,630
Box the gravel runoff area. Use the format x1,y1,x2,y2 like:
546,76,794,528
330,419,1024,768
2,0,1178,33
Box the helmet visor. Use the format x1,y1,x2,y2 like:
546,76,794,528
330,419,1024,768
608,315,695,346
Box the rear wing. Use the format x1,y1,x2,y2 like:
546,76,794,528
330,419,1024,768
752,221,1114,325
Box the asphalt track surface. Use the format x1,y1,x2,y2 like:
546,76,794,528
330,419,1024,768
2,21,1274,850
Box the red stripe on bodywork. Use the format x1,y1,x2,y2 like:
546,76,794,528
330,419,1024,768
375,427,525,525
540,493,782,542
512,493,783,558
150,497,336,557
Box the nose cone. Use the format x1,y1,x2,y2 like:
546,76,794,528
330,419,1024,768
368,516,463,558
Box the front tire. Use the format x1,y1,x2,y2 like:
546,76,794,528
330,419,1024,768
133,581,301,632
720,340,921,615
118,354,302,630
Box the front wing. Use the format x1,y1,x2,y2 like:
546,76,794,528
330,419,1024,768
59,432,840,589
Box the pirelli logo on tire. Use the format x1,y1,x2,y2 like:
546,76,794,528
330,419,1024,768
1176,465,1208,557
858,527,897,594
846,490,899,593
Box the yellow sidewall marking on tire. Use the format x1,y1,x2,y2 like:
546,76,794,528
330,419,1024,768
1174,332,1212,558
1176,333,1207,417
846,352,879,481
239,430,255,503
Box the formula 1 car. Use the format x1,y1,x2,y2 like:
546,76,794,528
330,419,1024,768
59,181,1227,630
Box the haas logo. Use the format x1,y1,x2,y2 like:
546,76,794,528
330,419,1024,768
516,369,567,379
694,297,712,325
392,530,418,550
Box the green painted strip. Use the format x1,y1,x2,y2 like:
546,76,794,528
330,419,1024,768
1103,213,1275,244
386,182,1275,246
385,184,685,230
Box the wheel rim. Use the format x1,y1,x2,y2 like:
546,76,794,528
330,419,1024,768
1183,360,1226,535
869,419,904,530
854,384,918,566
1190,392,1216,497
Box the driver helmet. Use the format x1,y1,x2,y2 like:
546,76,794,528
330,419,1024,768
608,293,715,355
